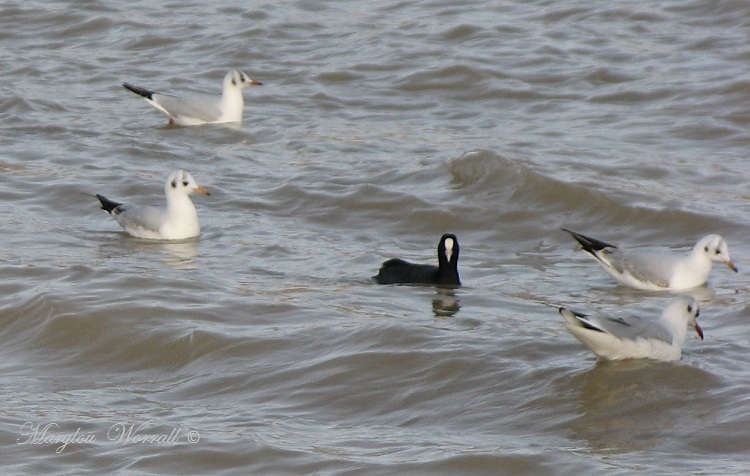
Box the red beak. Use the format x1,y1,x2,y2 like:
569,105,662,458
695,322,704,340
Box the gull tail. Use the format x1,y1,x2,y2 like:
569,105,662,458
96,194,122,214
122,82,155,100
562,228,617,255
559,307,603,333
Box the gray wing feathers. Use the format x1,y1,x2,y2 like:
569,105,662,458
154,94,222,122
117,205,168,233
585,313,673,343
619,253,678,288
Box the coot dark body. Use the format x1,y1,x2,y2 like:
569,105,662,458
375,234,461,286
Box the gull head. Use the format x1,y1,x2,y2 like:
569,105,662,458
165,170,210,197
697,234,737,273
225,69,263,89
665,296,703,340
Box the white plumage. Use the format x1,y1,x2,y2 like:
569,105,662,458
558,296,703,361
563,229,737,290
122,70,262,126
96,170,210,241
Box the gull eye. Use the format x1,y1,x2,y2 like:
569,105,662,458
715,249,721,255
182,180,189,187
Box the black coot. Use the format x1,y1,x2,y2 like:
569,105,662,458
375,234,461,286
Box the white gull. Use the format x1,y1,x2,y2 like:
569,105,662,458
558,296,703,361
96,170,210,240
563,228,737,290
122,69,262,126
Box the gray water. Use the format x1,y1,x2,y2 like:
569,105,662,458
1,0,749,474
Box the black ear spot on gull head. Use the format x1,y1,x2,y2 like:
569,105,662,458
171,180,177,188
231,78,237,86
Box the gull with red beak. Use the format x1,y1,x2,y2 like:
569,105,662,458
558,296,703,361
563,229,737,291
123,70,262,126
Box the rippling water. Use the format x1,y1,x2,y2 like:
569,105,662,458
1,0,749,473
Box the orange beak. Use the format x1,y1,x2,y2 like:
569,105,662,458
725,260,738,273
193,187,210,196
248,79,262,86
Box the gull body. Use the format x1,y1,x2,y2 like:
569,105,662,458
96,170,210,241
122,70,262,126
559,296,703,361
563,229,737,290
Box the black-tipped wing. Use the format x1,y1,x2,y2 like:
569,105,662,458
564,307,673,344
122,82,155,100
96,194,123,214
562,228,617,253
